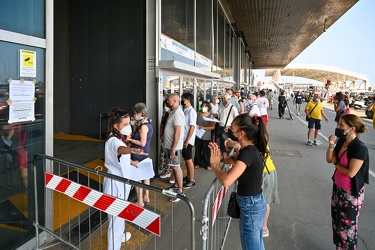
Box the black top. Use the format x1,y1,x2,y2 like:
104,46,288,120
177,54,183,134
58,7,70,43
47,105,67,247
236,145,264,196
278,95,286,105
334,137,369,195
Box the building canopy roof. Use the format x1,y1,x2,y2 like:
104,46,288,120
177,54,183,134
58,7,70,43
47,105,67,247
222,0,358,69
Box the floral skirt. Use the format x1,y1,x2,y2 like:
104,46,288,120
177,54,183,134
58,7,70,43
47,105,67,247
331,184,365,250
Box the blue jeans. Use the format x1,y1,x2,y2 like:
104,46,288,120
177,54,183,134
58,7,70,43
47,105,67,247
237,193,266,250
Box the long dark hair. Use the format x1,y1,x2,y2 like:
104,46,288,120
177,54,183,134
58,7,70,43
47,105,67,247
106,107,130,142
232,114,269,158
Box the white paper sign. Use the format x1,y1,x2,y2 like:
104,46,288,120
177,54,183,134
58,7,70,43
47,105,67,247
9,101,35,123
8,79,36,123
9,80,35,101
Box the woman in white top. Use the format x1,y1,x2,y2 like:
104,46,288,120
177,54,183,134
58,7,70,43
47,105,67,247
104,107,144,250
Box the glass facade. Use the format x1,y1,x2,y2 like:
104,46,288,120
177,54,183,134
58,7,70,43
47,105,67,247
0,2,46,247
0,0,45,38
160,0,248,83
0,41,45,250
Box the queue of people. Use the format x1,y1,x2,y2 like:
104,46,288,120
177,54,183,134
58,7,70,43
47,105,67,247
102,87,369,250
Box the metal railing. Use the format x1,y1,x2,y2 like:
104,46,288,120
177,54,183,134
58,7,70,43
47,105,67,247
32,153,196,249
201,149,236,250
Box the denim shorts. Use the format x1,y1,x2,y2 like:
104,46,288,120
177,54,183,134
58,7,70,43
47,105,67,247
236,193,266,250
164,148,182,167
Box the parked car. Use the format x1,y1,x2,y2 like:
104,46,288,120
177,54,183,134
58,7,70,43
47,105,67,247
0,95,9,119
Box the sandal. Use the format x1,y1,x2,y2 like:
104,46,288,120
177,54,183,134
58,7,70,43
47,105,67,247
206,166,212,170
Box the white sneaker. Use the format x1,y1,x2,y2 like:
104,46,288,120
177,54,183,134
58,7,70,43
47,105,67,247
263,228,269,237
313,140,320,145
160,172,171,178
306,140,313,146
122,232,131,242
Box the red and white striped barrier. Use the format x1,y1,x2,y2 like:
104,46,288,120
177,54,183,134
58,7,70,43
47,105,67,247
45,172,161,236
211,186,227,226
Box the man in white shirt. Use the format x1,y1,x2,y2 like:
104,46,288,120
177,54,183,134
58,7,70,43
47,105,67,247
256,90,269,127
181,93,197,189
218,93,239,153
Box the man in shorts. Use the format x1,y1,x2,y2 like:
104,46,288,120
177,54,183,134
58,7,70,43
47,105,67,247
164,93,185,201
294,90,303,115
305,93,329,146
180,93,197,189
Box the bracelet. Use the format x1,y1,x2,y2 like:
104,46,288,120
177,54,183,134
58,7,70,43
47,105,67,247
328,144,334,148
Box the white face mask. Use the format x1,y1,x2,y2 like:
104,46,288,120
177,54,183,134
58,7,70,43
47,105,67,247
202,107,208,112
164,107,170,112
316,99,320,102
120,125,132,136
215,99,220,104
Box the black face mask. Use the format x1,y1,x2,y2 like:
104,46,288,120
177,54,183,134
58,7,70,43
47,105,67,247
166,102,172,108
335,128,347,140
181,100,186,107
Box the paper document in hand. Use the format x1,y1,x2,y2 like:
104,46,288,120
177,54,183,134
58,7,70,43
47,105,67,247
195,127,205,138
203,117,219,123
130,158,155,181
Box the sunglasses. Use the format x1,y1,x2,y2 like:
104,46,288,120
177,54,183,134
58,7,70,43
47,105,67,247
115,111,130,122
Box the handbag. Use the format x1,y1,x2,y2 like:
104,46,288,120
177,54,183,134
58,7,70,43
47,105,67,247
227,191,240,218
306,102,318,121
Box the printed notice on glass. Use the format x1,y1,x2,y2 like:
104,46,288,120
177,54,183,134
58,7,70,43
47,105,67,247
8,79,36,123
9,101,35,123
20,49,37,77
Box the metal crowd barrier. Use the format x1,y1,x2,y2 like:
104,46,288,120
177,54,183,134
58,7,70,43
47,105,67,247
201,148,236,250
32,153,196,250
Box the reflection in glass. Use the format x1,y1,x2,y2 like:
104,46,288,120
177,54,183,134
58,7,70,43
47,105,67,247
0,41,45,249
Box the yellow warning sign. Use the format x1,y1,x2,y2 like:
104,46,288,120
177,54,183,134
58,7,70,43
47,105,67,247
20,49,37,77
22,52,34,67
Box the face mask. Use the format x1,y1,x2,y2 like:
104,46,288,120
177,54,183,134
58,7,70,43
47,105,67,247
335,128,349,140
181,100,185,107
202,107,208,112
221,100,228,106
120,125,132,136
164,107,170,112
130,120,135,126
216,99,220,104
315,99,320,102
248,100,253,105
134,114,140,121
166,102,172,108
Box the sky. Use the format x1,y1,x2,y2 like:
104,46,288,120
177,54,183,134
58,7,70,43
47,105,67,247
254,0,375,87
